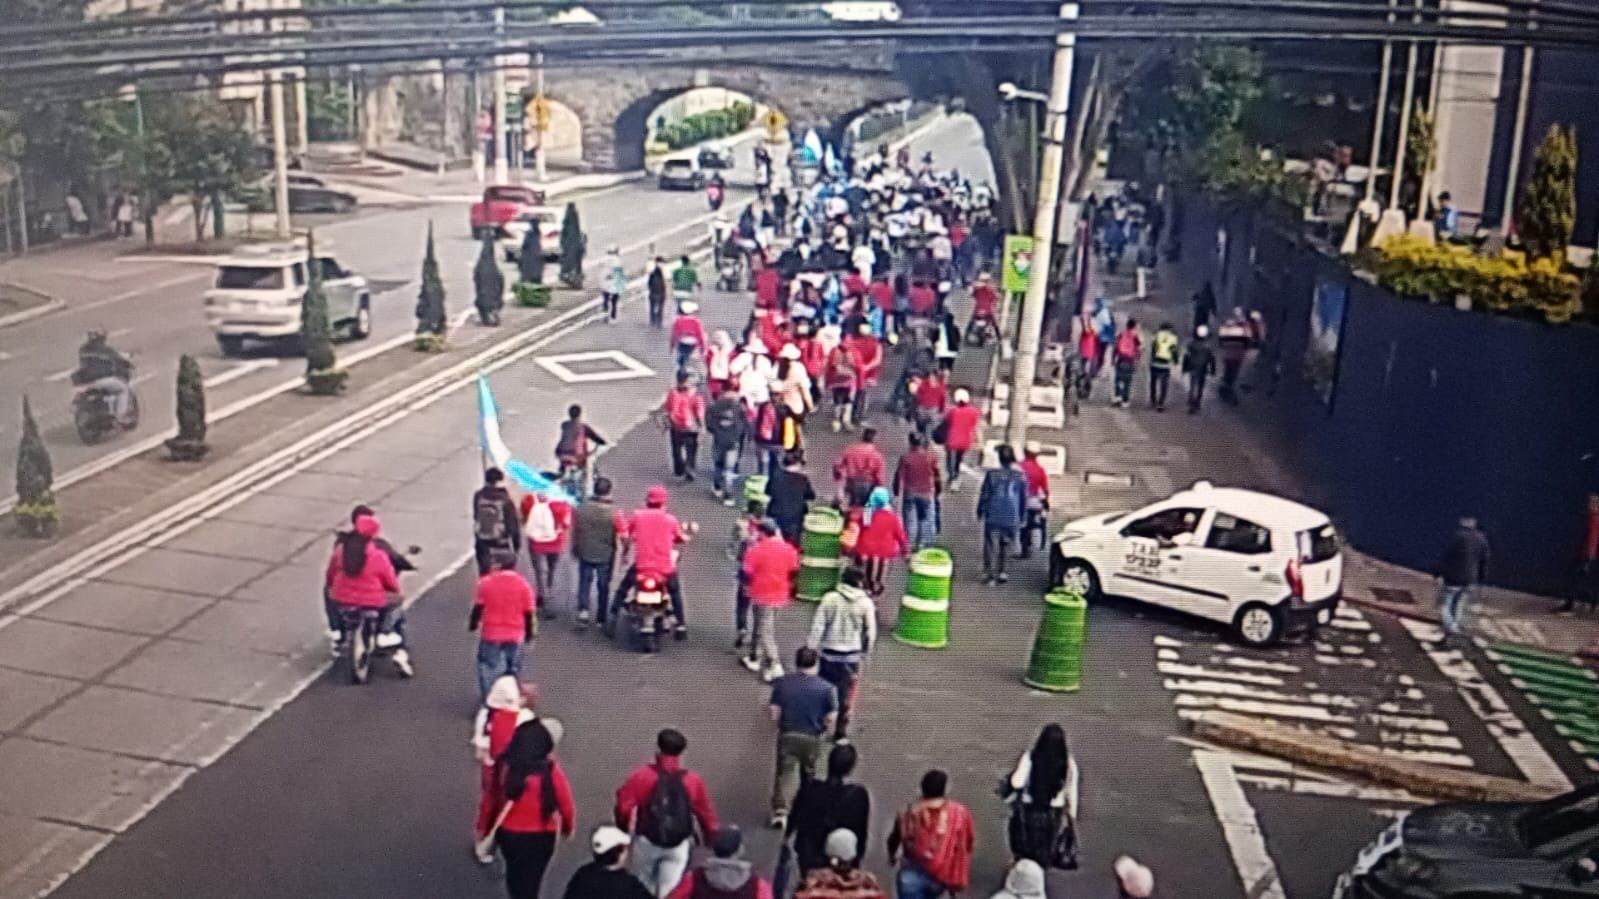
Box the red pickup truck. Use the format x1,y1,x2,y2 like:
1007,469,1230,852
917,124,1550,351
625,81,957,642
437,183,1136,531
469,185,547,238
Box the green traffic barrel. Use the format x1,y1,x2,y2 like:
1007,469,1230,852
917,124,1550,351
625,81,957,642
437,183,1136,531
800,508,844,558
1024,590,1087,692
895,549,954,649
742,474,769,514
797,557,843,602
906,548,953,601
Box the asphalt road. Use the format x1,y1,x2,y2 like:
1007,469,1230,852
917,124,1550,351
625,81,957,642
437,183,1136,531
0,132,771,503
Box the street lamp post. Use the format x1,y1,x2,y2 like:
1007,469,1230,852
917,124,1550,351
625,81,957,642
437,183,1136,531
1004,2,1078,452
492,4,509,184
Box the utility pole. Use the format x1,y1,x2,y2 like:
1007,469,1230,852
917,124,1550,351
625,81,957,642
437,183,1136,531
1363,0,1397,203
535,50,548,182
1414,40,1444,221
1004,2,1077,451
1388,0,1421,212
1500,2,1537,237
294,74,309,154
492,4,509,184
270,71,292,238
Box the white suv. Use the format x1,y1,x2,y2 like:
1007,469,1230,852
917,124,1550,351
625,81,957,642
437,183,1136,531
1048,481,1344,646
204,244,371,357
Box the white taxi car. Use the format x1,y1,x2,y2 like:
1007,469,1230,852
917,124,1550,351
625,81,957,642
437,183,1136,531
1048,481,1343,646
204,243,371,357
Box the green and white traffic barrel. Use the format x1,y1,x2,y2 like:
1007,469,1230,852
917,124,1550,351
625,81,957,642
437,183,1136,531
894,548,953,649
742,474,768,515
796,507,844,601
1023,589,1087,692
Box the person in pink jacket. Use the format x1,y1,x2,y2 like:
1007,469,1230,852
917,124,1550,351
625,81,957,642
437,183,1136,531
325,513,410,676
852,488,909,597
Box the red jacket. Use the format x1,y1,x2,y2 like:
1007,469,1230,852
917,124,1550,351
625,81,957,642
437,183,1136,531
755,269,781,308
520,495,573,554
1021,458,1050,502
799,337,827,378
908,284,935,315
671,315,708,350
913,375,948,412
326,518,399,609
941,405,981,452
842,272,868,299
826,344,863,392
665,388,707,431
499,758,577,835
869,280,895,313
846,336,883,386
855,509,908,560
742,534,799,608
972,284,998,319
614,755,719,839
834,442,886,487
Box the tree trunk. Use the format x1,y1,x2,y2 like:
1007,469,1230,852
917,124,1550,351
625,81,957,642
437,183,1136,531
192,196,205,242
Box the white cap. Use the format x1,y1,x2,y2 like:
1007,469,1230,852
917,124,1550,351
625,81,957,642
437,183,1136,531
1195,325,1209,338
592,825,631,855
824,828,859,862
954,388,970,403
779,343,802,360
680,301,699,314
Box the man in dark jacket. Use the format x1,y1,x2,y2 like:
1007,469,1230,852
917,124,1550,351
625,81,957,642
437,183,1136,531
976,445,1029,585
706,392,749,506
573,477,624,628
766,450,816,546
472,467,522,575
648,258,668,327
1182,325,1217,414
1437,516,1490,640
564,826,655,899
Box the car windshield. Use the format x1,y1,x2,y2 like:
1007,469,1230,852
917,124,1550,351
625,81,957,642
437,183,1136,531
486,187,532,203
664,161,693,173
215,265,284,290
1519,788,1599,849
1298,524,1341,563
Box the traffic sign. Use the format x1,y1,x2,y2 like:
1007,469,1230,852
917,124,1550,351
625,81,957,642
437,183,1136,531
764,109,788,139
1003,234,1035,293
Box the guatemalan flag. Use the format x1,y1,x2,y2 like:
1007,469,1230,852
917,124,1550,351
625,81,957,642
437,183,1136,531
476,374,576,504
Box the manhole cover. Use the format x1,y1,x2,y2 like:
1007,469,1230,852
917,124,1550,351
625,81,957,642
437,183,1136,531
1084,471,1135,487
1369,587,1415,606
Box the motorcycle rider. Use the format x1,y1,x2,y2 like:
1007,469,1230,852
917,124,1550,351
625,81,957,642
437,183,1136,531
611,485,694,640
325,504,416,663
555,404,608,496
707,171,726,211
325,511,412,677
71,330,134,423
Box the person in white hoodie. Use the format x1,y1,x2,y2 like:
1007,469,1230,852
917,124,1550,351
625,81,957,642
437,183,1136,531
988,859,1046,899
806,565,877,740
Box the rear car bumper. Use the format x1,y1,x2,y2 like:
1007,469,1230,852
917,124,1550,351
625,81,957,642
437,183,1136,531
658,176,703,190
1283,591,1341,633
208,311,299,338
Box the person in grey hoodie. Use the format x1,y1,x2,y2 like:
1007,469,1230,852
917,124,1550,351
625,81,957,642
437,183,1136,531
667,826,774,899
988,859,1046,899
806,565,878,740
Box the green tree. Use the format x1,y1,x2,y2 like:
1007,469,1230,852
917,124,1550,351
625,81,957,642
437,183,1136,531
165,354,208,460
301,231,346,394
1406,103,1436,213
518,221,545,285
14,395,57,537
474,233,505,325
415,222,447,336
558,202,585,288
1518,125,1578,261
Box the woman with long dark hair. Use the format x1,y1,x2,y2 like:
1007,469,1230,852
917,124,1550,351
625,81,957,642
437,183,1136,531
1000,723,1079,869
493,719,576,899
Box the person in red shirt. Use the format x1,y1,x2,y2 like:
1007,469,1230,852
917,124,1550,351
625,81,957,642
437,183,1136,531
825,337,863,433
869,275,895,323
754,266,781,309
907,280,936,319
1019,443,1051,559
854,488,909,597
937,388,982,492
844,323,883,422
670,301,709,374
894,432,943,551
473,675,532,861
888,770,975,899
910,367,949,437
520,491,572,621
966,272,999,345
612,486,693,638
325,513,409,677
841,270,868,301
615,729,721,897
741,520,800,680
663,372,707,482
833,427,886,508
493,719,576,899
1111,317,1143,408
470,550,537,701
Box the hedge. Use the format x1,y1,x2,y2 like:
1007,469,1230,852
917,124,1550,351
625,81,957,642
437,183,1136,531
1373,235,1581,323
655,102,756,151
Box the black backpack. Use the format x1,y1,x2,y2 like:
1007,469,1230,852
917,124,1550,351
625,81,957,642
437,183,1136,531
638,768,695,847
474,493,509,543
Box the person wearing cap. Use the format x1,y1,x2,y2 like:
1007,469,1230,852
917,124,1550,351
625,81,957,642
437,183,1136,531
966,273,999,344
794,829,886,899
1017,444,1050,560
734,338,775,410
774,342,815,423
1181,325,1216,414
670,301,708,376
611,486,692,639
1113,856,1155,898
663,371,707,482
564,826,654,899
936,389,982,492
988,860,1046,899
667,826,774,899
742,519,801,681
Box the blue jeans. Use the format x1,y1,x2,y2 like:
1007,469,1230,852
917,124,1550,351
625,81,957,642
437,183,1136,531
904,495,937,550
713,445,740,494
896,863,947,899
576,559,613,624
1114,361,1135,404
1437,584,1473,635
476,640,523,700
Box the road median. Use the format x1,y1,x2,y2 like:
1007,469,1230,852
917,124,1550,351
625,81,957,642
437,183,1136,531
1187,710,1561,803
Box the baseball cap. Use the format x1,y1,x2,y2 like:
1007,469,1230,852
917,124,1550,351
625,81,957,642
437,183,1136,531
592,825,630,855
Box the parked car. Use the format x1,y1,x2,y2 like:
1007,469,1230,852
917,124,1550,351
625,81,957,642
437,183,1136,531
1334,784,1599,897
243,173,357,214
470,184,547,238
698,146,734,170
1047,481,1343,646
203,243,371,357
658,157,706,191
497,207,563,263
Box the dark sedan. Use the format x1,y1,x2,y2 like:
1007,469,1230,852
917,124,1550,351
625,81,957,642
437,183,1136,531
1335,784,1599,897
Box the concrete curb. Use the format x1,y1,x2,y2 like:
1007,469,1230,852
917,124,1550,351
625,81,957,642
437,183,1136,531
0,296,64,329
1188,710,1561,803
1344,593,1599,663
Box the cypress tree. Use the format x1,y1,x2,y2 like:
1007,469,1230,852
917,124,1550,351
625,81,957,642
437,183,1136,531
415,222,447,336
165,354,209,460
302,231,346,394
1518,125,1578,261
519,222,545,285
474,233,505,325
15,395,58,537
559,201,585,288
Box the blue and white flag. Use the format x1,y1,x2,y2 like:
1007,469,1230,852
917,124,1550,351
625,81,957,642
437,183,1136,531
477,374,576,504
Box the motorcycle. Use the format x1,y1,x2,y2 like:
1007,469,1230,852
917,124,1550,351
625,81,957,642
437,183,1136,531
608,571,672,654
72,379,139,444
335,543,420,684
716,253,744,292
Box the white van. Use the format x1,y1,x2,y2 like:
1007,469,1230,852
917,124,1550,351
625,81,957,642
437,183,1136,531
204,244,371,357
1048,481,1344,646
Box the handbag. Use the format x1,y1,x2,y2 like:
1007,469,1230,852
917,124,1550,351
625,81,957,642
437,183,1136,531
1050,813,1080,870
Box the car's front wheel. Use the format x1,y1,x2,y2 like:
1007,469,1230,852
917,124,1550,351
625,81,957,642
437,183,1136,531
348,300,372,340
1056,557,1101,602
1234,603,1283,647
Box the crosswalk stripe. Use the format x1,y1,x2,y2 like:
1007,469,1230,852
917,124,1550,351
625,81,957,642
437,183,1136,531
1327,617,1373,632
1157,661,1285,686
1165,678,1370,710
1313,654,1378,669
1174,694,1357,726
1377,730,1465,750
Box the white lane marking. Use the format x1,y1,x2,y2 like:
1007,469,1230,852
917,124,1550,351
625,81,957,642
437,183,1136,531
202,359,279,389
68,271,211,316
1234,772,1428,804
1194,750,1287,899
1399,618,1573,791
43,367,77,383
1174,694,1357,725
1157,661,1285,687
535,349,654,384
